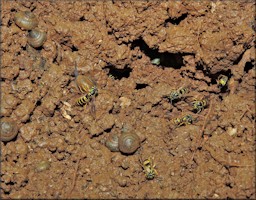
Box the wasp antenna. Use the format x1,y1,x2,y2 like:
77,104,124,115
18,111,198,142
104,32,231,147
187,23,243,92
74,61,79,78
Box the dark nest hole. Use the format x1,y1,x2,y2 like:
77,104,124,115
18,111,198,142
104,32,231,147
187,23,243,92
135,83,149,90
103,64,132,80
164,13,188,27
209,69,232,93
244,61,254,73
131,38,189,69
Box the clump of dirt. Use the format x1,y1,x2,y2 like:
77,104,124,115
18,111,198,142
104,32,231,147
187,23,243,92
1,1,255,199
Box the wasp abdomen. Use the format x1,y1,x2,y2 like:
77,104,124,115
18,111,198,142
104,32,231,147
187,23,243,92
77,95,90,106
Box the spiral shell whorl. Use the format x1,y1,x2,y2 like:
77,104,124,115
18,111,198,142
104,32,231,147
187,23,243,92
105,134,119,152
118,132,140,154
1,118,18,142
27,29,47,48
14,11,38,30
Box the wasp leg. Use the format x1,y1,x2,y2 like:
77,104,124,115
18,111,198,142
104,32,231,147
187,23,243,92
90,96,96,119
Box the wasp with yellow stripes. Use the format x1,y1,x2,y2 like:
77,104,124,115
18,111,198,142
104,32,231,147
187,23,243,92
192,99,207,113
74,63,98,116
167,87,189,104
141,158,158,180
77,91,96,106
173,114,194,127
217,74,228,87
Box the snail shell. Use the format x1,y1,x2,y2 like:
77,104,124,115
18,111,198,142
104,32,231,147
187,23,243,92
27,29,47,48
118,132,140,154
105,134,119,152
14,11,39,30
1,118,18,142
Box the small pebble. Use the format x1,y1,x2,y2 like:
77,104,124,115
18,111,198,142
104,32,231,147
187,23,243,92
35,160,51,172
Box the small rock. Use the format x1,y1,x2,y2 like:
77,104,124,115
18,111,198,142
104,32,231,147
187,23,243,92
227,127,237,136
119,97,131,108
35,160,51,172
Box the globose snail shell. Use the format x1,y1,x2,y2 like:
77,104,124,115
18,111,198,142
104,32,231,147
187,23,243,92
0,118,18,142
14,11,39,30
118,132,140,154
27,29,47,48
105,134,119,152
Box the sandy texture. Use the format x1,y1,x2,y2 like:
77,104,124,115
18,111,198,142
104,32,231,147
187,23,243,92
1,1,255,199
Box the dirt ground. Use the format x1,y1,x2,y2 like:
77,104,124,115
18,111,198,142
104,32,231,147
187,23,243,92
1,0,255,199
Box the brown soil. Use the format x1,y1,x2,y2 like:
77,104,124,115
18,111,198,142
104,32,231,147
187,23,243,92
1,1,255,199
